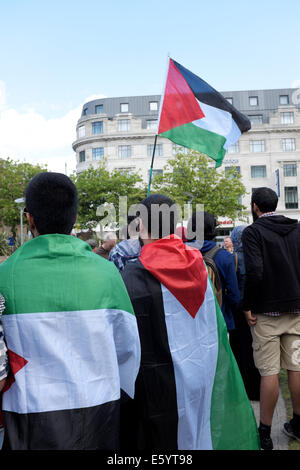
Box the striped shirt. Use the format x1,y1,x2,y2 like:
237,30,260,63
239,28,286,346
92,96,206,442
0,293,8,381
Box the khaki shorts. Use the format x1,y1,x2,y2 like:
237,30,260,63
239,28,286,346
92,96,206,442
251,313,300,376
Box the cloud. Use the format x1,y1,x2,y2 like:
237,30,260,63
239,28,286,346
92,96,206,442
0,84,107,174
291,79,300,89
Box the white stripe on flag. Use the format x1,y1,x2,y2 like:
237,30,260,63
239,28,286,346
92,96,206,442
193,100,241,149
2,309,140,414
162,280,218,450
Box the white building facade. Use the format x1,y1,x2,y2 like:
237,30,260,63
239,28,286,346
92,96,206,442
72,89,300,224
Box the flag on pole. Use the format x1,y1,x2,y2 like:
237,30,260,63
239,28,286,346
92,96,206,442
157,58,251,167
0,234,140,449
122,235,260,450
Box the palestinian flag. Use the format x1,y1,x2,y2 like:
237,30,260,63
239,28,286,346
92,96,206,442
158,58,251,167
0,234,140,450
122,235,259,450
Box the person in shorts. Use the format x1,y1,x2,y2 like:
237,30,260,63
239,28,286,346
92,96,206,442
242,187,300,450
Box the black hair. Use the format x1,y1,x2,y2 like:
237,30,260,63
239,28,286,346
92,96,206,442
251,187,278,213
187,211,217,241
139,194,178,239
25,172,78,235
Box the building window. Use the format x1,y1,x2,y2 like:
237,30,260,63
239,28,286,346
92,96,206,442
78,126,85,138
149,101,158,111
225,166,241,178
79,151,85,163
249,96,258,106
146,120,157,130
280,95,289,105
250,140,265,152
92,121,103,134
173,144,189,155
120,103,129,113
118,145,131,158
227,142,239,154
115,167,135,175
251,165,267,178
285,186,298,209
92,147,104,160
283,163,297,177
95,104,103,114
282,138,296,152
280,112,294,124
83,108,88,116
148,169,163,178
226,97,233,105
118,119,130,132
147,144,163,157
249,115,263,125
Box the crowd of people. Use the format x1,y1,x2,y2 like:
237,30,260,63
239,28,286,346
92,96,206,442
0,172,299,451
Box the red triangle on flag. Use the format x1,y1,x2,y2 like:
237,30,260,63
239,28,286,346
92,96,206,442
140,235,208,318
158,59,205,134
3,349,28,393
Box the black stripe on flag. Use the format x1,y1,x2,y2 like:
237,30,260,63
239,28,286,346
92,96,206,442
173,59,251,133
2,400,120,450
121,260,179,450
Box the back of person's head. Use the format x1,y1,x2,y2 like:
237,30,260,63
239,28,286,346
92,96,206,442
25,172,78,235
251,187,278,213
86,239,97,249
139,194,178,239
187,211,217,241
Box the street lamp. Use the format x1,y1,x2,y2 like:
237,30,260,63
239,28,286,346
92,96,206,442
183,191,194,221
14,197,25,245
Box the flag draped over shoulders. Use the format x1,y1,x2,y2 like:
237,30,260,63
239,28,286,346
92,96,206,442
122,235,259,450
0,234,140,450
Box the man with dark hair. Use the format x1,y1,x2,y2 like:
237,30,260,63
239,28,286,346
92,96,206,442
121,195,259,451
186,211,240,332
242,186,300,450
0,172,140,450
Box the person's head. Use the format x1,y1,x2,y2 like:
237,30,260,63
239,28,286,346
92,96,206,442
102,232,117,251
127,215,140,239
251,187,278,221
231,225,247,253
25,172,78,236
187,211,217,242
224,236,233,250
86,239,97,250
138,194,178,242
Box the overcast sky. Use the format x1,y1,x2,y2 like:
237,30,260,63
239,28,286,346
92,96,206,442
0,0,299,174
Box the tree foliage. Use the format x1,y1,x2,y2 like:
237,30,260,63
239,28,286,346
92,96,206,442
151,150,246,220
0,157,47,235
71,162,147,230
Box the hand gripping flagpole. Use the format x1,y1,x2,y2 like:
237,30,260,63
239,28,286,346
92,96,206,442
147,54,171,197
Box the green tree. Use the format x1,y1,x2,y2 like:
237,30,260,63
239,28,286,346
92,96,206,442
72,162,147,232
151,149,246,220
0,157,47,236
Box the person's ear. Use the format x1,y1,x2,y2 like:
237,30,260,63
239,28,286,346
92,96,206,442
25,213,38,237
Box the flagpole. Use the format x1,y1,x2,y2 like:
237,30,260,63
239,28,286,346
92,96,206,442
147,134,158,196
147,54,170,197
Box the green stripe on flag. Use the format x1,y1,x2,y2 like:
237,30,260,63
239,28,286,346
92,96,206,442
160,122,226,167
210,290,260,450
0,234,134,316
